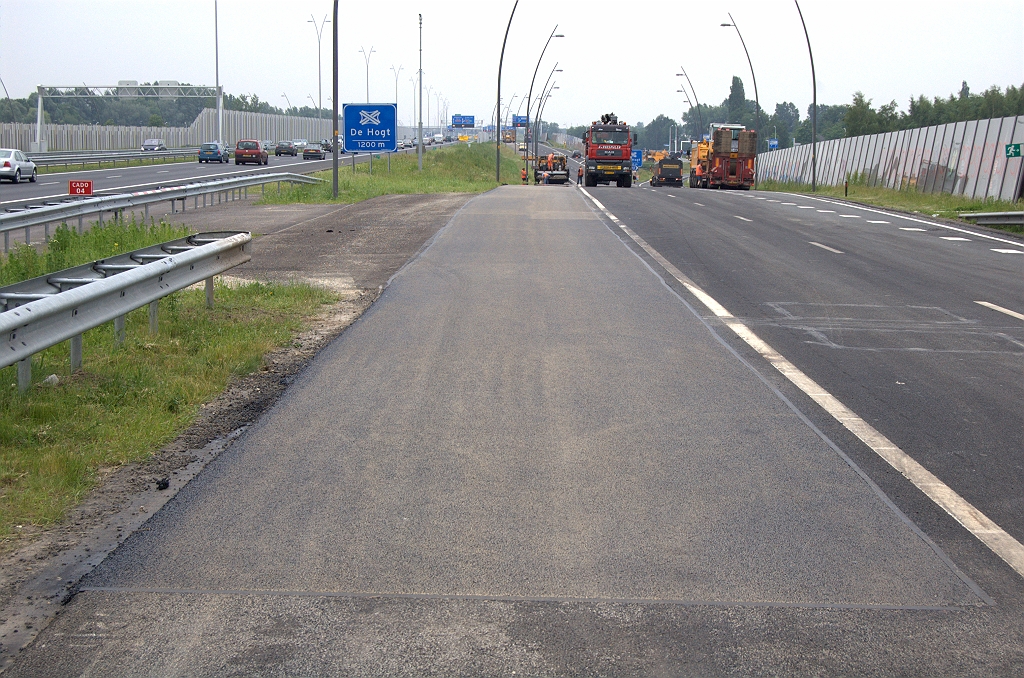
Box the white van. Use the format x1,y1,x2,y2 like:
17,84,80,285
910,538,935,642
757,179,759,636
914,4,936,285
433,133,444,144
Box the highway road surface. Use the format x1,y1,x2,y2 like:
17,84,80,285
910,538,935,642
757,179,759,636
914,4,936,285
6,181,1024,676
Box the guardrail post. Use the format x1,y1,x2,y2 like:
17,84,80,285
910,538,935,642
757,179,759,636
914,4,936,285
70,334,83,371
17,358,30,393
4,232,8,253
144,204,149,222
148,300,159,334
244,187,248,199
44,223,50,242
205,277,214,308
78,215,83,234
24,225,30,246
114,315,126,345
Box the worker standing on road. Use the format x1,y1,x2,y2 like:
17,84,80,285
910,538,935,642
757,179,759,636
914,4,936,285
521,167,528,185
577,165,583,185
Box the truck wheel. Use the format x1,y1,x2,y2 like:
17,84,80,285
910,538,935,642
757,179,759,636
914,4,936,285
623,175,632,188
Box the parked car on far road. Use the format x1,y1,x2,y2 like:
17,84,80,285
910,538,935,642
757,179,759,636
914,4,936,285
235,139,268,165
0,148,37,183
198,142,229,163
275,141,297,156
141,138,167,151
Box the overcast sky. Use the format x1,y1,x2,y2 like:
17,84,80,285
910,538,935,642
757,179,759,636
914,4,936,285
1,0,1021,129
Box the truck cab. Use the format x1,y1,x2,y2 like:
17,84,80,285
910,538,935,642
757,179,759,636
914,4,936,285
583,114,637,188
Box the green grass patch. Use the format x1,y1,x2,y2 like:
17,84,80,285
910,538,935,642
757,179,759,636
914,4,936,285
259,142,522,205
0,221,337,548
757,178,1023,234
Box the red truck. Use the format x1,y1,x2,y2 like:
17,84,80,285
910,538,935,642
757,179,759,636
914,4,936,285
582,113,637,188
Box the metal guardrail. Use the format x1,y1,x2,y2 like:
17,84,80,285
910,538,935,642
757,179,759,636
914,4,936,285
26,148,201,169
0,172,321,252
0,231,251,391
958,211,1024,226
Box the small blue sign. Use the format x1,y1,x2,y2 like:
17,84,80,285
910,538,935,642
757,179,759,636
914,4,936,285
343,103,397,153
768,137,779,150
512,115,528,128
631,150,643,171
451,115,475,128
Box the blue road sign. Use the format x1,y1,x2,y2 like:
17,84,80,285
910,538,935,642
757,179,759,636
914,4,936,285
769,137,779,150
512,115,528,128
631,150,643,171
451,115,475,128
343,103,397,153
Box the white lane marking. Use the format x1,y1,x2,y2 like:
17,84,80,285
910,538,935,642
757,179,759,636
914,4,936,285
992,248,1024,254
734,216,752,222
867,220,890,224
778,191,1024,248
798,206,814,209
900,227,927,231
667,194,675,198
156,170,170,173
941,236,971,241
108,175,122,178
839,214,860,218
976,301,1024,321
693,202,704,207
781,202,796,205
40,181,57,185
817,210,835,213
578,185,1024,580
809,241,844,254
756,197,766,200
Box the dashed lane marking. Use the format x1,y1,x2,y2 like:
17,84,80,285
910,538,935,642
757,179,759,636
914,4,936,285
839,214,860,218
817,210,835,213
694,202,704,206
867,220,890,224
781,202,796,205
577,183,1024,581
809,241,844,254
735,216,753,222
900,227,927,231
941,237,971,241
798,206,815,209
975,301,1024,321
992,248,1024,254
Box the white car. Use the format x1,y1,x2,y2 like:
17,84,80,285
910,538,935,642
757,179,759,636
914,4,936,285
433,133,444,144
292,138,308,150
0,148,37,183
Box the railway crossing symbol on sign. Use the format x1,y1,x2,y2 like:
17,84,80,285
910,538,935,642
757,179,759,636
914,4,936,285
1007,143,1022,158
343,103,398,153
69,180,93,195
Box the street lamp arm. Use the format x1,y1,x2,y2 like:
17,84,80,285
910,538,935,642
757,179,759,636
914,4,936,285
725,12,761,152
795,0,817,191
679,68,704,137
525,25,561,178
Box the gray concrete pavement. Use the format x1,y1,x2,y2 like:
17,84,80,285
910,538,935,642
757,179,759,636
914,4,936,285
6,185,1012,676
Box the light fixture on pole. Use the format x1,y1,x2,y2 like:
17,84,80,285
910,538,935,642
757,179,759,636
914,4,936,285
390,65,403,122
308,13,330,125
677,69,704,139
525,26,563,181
359,46,375,103
721,12,761,187
496,1,519,181
281,93,292,110
795,0,817,191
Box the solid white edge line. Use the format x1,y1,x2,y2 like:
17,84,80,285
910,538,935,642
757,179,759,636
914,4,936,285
809,241,844,254
578,185,1024,580
780,191,1024,248
976,300,1024,321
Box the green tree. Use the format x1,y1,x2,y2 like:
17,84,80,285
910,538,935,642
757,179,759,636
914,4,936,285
148,113,164,127
727,76,746,123
638,114,679,150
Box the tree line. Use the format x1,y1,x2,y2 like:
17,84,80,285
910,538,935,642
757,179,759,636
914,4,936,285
568,78,1023,151
0,85,331,127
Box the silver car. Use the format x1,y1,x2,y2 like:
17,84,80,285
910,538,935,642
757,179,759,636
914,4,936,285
0,148,37,183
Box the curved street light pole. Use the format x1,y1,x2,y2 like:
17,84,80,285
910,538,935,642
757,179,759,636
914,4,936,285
496,0,518,181
795,0,817,191
281,93,292,110
722,13,760,187
537,86,557,145
332,0,338,197
418,15,423,170
533,63,561,162
390,65,403,122
525,25,563,182
677,68,704,137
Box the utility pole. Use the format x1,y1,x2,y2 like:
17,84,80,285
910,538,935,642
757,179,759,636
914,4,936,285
332,0,338,197
418,14,423,170
215,0,222,143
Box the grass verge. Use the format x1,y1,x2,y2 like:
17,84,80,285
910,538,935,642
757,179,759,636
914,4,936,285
757,179,1023,234
0,221,337,549
259,142,522,204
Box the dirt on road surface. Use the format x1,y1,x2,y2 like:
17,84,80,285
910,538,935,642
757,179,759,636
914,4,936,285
0,192,475,667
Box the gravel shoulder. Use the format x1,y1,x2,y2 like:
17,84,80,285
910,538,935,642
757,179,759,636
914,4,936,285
0,192,474,668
